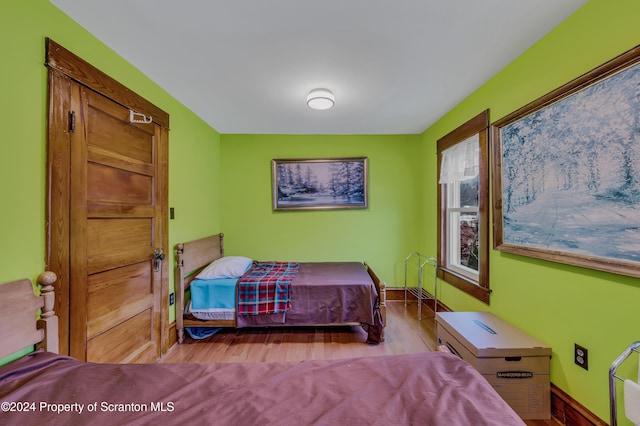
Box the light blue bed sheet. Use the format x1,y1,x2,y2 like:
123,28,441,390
190,277,237,310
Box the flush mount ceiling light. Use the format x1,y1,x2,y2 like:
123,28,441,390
306,88,335,110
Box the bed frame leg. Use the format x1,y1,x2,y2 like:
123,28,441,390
364,262,386,343
379,280,386,342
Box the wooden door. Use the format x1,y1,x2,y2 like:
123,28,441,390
68,85,164,363
46,39,170,362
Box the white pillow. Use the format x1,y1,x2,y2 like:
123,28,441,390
196,256,252,280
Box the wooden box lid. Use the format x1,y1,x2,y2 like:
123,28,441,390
436,311,551,358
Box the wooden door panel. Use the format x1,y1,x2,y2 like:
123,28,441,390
86,218,153,274
87,92,155,161
87,309,153,363
75,86,161,363
87,203,155,218
87,163,153,205
88,117,154,164
87,146,154,176
87,293,154,339
87,262,152,324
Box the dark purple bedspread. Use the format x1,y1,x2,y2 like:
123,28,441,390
237,262,378,326
0,351,525,426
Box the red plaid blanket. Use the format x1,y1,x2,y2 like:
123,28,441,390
237,261,299,316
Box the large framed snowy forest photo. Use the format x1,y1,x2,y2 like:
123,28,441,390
272,157,368,211
491,44,640,278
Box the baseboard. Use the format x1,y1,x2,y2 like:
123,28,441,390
385,287,452,312
166,322,177,353
550,383,607,426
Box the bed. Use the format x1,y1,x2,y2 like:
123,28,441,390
0,272,526,425
175,233,387,344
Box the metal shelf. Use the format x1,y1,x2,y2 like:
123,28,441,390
405,286,433,300
404,252,438,320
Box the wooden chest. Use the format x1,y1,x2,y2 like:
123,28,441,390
436,311,552,419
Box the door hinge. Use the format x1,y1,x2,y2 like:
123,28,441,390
69,111,75,132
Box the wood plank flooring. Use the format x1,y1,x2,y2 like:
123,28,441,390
161,300,560,425
162,300,436,363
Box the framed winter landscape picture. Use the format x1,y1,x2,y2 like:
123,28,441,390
491,44,640,278
272,157,368,211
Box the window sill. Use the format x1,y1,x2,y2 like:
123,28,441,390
437,266,490,304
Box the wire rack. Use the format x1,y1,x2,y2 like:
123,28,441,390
404,252,438,320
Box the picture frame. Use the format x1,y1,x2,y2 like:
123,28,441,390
272,157,368,211
491,44,640,278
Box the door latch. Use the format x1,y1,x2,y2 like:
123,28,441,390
153,248,165,272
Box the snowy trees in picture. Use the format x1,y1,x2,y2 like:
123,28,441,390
272,157,368,210
492,46,640,278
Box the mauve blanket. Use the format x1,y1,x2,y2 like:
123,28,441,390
0,351,525,426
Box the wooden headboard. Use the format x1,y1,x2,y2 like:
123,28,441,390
0,271,58,359
174,233,225,340
175,233,225,287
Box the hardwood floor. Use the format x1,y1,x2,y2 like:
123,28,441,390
162,300,436,363
161,300,560,425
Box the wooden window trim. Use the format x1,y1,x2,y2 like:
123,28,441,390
436,110,490,304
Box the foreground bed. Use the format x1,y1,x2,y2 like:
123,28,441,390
2,350,527,425
0,275,524,426
0,272,525,425
175,233,386,344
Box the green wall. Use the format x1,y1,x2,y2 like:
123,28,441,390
0,0,222,327
220,134,421,284
419,0,640,423
2,0,639,422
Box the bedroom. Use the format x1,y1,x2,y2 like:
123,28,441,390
1,0,639,424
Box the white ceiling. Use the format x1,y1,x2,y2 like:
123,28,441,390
50,0,587,135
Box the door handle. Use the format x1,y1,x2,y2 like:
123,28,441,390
153,248,165,272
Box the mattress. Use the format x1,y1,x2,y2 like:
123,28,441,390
188,277,236,320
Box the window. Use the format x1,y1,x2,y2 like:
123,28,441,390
437,111,490,304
